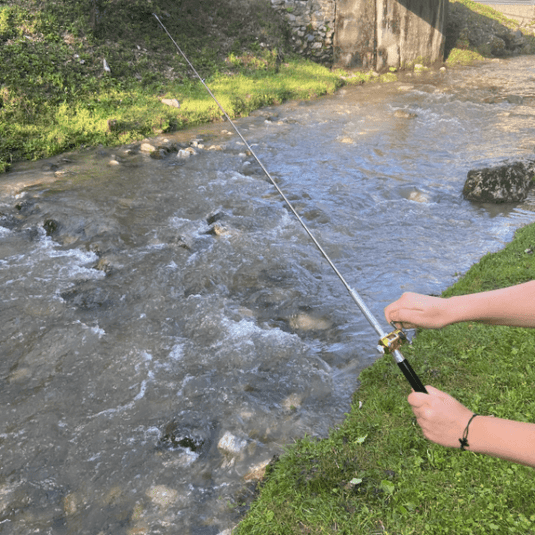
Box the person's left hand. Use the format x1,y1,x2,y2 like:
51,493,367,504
408,386,473,448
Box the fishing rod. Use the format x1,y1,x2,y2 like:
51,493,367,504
153,14,427,394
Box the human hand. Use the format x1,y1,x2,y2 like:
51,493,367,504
384,292,452,329
408,386,473,449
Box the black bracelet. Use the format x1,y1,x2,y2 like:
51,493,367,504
459,413,479,451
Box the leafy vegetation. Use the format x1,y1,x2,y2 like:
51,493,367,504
0,0,534,174
236,224,535,535
0,0,382,173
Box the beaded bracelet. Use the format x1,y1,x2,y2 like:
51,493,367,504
459,413,479,451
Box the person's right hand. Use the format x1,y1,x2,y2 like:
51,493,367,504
384,292,452,329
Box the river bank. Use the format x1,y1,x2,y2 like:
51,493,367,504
1,0,535,173
235,223,535,534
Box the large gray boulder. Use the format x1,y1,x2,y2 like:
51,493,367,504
463,160,535,203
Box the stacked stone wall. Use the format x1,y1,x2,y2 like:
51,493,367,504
270,0,336,63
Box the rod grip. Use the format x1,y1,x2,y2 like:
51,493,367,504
397,359,427,393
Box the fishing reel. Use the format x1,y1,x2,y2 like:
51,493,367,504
377,322,411,354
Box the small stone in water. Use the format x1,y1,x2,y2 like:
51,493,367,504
394,109,417,119
243,460,270,481
289,313,332,331
177,148,197,159
43,219,59,236
140,142,156,153
206,211,226,225
63,493,80,516
218,431,247,456
146,485,178,510
282,393,302,411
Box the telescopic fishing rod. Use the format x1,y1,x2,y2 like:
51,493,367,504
153,13,427,394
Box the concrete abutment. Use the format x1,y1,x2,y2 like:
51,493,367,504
270,0,447,70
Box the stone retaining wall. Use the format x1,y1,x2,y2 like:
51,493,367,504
270,0,336,63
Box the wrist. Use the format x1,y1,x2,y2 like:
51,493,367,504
464,415,495,454
459,413,479,451
445,295,469,325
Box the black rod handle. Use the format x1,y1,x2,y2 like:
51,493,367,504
397,359,427,393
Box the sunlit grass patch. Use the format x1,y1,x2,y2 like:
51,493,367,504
446,48,486,65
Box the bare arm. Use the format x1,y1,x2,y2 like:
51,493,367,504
384,281,535,329
409,386,535,467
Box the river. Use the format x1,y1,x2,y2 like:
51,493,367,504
1,56,534,534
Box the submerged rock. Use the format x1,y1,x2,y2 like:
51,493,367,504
157,419,211,455
177,147,197,159
60,285,112,310
204,222,230,236
463,160,535,203
43,218,60,236
146,485,178,510
243,460,271,481
394,109,417,119
289,313,332,331
218,431,248,457
407,190,429,203
206,210,226,225
149,148,167,160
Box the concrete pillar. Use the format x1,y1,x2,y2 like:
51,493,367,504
333,0,376,68
334,0,448,70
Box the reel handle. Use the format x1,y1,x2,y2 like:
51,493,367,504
397,359,428,393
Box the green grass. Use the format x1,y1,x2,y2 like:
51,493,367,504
236,224,535,534
449,0,529,29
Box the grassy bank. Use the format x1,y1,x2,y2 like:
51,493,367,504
0,0,384,174
235,224,535,534
1,0,535,173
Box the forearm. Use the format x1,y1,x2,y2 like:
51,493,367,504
467,415,535,467
446,281,535,328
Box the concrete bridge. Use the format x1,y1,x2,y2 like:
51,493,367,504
270,0,448,70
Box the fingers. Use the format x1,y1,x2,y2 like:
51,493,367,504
408,391,429,410
384,292,421,328
385,292,450,330
408,385,445,412
391,319,415,330
407,387,473,448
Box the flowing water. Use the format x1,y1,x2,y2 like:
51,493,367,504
1,56,535,534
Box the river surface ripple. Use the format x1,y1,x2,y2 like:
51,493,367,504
1,56,535,534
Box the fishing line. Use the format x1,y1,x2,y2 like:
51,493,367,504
153,13,427,393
